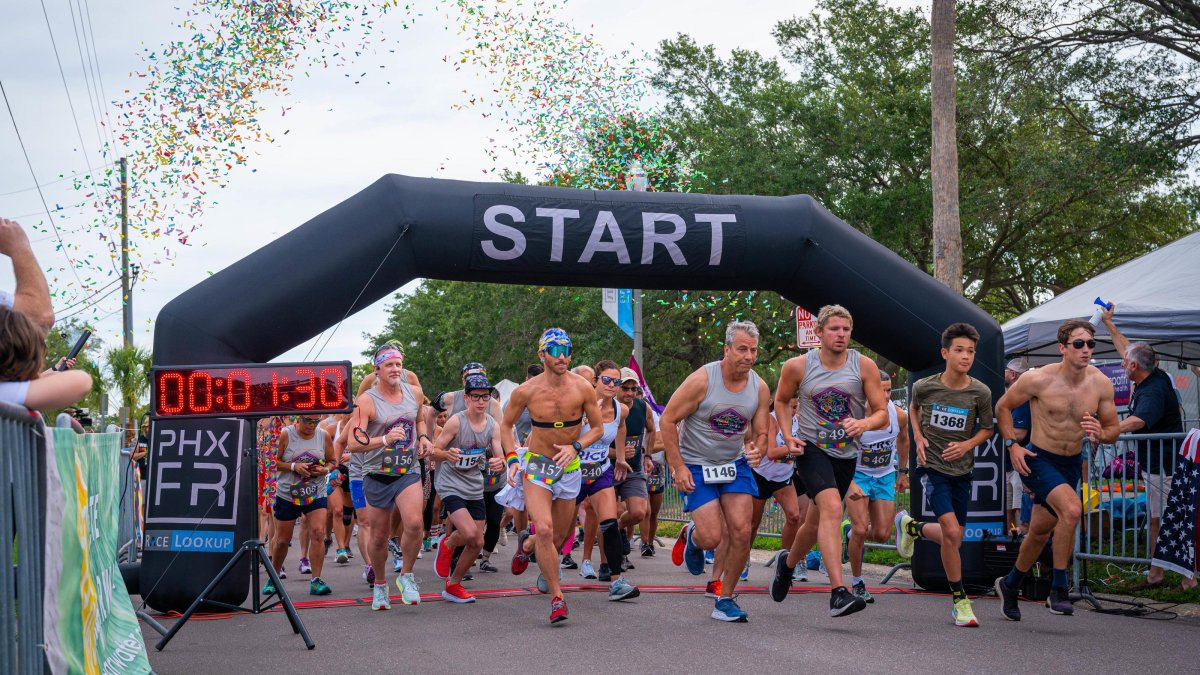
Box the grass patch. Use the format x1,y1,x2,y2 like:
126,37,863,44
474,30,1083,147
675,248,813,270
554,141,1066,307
1085,567,1200,604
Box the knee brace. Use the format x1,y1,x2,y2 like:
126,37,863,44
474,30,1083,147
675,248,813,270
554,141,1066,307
600,519,624,575
343,508,354,527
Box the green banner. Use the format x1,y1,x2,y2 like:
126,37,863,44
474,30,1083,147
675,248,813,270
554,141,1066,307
44,430,150,675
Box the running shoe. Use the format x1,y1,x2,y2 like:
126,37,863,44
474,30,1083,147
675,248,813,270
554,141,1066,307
683,527,705,576
953,598,979,627
435,537,454,579
560,554,578,569
392,558,402,574
389,537,403,558
372,583,391,611
463,570,474,582
1046,587,1074,616
512,530,532,575
704,549,715,565
640,542,655,558
995,577,1021,621
852,580,874,604
346,549,354,559
537,567,563,594
422,537,432,552
398,573,422,605
442,582,476,604
262,579,276,596
609,577,641,601
740,562,749,581
335,548,350,564
580,559,598,579
620,530,631,556
672,523,691,567
549,595,569,624
279,570,286,579
829,586,867,617
499,529,508,547
363,565,374,586
598,562,612,582
894,511,916,559
704,579,723,599
299,557,312,575
770,550,793,602
310,577,332,596
711,597,748,623
479,560,498,573
624,556,635,571
795,567,808,583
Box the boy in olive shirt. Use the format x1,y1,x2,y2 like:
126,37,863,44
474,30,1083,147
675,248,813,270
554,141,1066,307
895,323,994,627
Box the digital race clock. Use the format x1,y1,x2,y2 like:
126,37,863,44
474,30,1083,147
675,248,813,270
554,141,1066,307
151,362,353,418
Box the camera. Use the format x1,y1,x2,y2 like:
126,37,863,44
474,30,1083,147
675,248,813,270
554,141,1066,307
67,407,93,428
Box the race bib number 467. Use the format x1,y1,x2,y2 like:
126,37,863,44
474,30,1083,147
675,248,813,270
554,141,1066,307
930,404,969,431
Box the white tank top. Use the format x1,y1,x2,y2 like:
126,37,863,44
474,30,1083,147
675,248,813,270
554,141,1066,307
856,402,900,477
754,412,798,483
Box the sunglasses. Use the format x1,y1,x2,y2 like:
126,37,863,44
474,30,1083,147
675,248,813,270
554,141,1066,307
466,392,491,401
620,384,638,391
598,375,620,385
298,417,321,424
1067,339,1097,350
543,344,572,358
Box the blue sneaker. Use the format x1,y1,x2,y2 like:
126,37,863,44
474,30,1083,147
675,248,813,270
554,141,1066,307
740,562,750,581
712,596,748,622
704,549,715,565
683,527,706,576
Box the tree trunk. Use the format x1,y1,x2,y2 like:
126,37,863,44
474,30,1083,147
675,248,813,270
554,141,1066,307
930,0,963,294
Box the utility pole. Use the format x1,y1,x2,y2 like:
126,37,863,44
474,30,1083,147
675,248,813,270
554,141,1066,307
119,156,132,346
633,290,643,368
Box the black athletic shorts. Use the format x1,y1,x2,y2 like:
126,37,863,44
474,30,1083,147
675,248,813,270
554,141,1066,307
440,494,486,521
337,464,351,493
752,470,792,500
794,446,856,500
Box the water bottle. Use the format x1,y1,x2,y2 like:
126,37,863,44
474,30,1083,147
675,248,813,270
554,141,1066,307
1088,297,1112,327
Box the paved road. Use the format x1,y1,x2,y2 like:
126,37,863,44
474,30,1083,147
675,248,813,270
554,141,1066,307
135,537,1199,674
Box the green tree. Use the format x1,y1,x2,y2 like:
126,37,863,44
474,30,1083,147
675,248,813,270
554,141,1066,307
652,0,1199,319
105,344,152,426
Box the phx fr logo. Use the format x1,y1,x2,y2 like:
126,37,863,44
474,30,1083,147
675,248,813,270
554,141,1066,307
385,417,415,451
709,407,749,438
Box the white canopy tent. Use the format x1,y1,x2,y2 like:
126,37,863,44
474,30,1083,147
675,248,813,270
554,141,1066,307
1002,230,1200,366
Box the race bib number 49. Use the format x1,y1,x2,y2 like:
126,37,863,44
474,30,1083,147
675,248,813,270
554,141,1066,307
701,462,737,484
930,404,969,432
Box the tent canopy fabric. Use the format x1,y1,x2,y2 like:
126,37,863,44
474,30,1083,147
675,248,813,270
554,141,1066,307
1002,230,1200,365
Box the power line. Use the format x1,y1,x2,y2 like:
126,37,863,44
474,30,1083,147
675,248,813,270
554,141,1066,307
55,282,121,323
36,0,100,184
80,0,120,154
0,160,117,197
66,0,107,155
52,276,120,313
0,79,86,289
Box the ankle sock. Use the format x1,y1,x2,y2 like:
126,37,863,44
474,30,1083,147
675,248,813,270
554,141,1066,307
949,580,967,602
1052,568,1069,588
1005,567,1027,591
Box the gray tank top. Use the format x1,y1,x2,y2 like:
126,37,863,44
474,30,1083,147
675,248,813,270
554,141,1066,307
795,349,866,460
363,375,421,476
277,427,327,504
679,361,762,465
435,411,495,501
448,389,467,416
513,406,533,446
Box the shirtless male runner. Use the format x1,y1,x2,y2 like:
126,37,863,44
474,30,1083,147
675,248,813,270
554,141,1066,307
994,319,1119,620
500,328,605,624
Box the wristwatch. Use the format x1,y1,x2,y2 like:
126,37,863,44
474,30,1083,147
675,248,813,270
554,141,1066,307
571,441,583,452
1003,439,1016,450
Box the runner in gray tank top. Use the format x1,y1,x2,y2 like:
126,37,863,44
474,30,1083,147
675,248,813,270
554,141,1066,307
430,375,504,603
770,305,890,618
425,361,504,440
265,416,336,597
348,343,432,611
661,321,770,623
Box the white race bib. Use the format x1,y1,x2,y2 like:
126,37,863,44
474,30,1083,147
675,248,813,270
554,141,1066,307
930,404,969,432
455,447,486,469
701,462,737,484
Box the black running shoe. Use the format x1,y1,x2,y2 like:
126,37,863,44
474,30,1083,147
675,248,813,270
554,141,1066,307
598,562,612,582
640,542,655,558
560,554,578,569
1046,586,1074,616
830,586,867,617
623,556,635,571
620,530,631,556
994,577,1021,621
770,550,793,603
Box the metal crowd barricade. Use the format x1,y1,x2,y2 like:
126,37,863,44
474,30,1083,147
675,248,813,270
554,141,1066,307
1,401,47,675
1075,431,1190,594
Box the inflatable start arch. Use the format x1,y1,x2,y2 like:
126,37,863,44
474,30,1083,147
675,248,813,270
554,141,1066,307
144,175,1003,611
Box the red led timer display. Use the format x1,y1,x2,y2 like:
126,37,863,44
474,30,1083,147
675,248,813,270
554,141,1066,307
152,362,352,418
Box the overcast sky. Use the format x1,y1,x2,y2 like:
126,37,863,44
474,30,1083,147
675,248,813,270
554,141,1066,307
1,0,820,378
